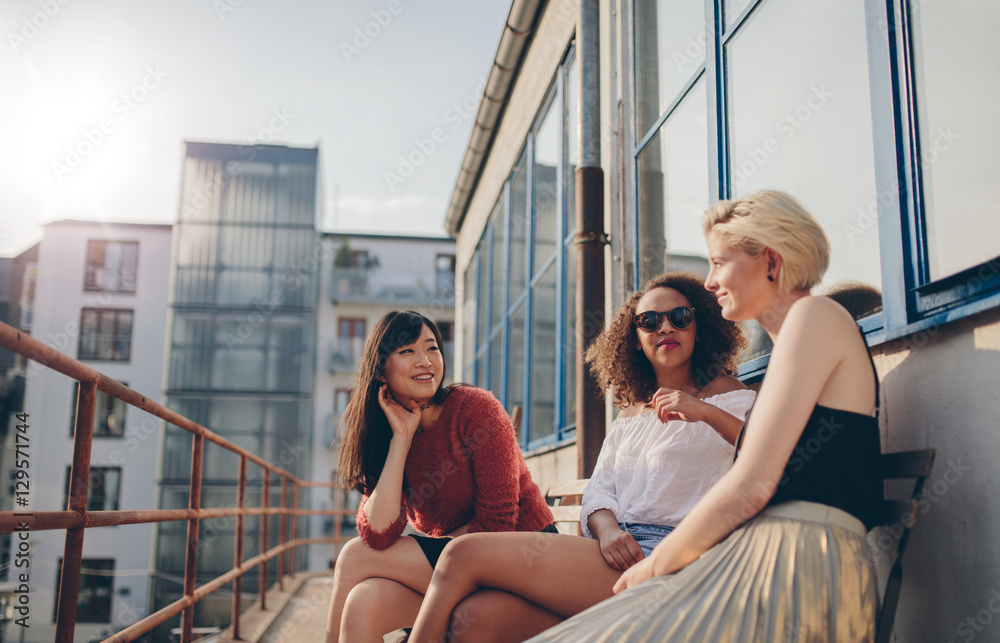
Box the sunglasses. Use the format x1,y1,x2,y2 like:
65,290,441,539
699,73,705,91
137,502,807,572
634,306,696,333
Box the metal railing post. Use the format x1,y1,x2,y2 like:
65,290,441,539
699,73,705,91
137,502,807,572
259,471,269,610
289,483,299,579
182,433,204,643
277,476,287,591
231,455,247,640
54,379,96,643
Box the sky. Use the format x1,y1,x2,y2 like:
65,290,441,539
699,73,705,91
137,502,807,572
0,0,513,257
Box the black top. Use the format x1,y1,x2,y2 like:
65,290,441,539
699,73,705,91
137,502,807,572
735,325,883,530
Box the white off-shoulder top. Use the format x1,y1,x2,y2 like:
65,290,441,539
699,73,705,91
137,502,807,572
580,389,757,538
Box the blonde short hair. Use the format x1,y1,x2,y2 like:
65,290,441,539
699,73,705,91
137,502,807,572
702,190,830,292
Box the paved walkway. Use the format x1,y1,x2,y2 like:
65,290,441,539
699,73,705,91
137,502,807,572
257,575,333,642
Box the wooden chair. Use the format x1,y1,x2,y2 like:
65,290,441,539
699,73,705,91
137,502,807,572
544,478,590,536
875,449,936,643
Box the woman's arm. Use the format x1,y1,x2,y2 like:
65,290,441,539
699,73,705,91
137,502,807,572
615,297,865,590
361,385,420,533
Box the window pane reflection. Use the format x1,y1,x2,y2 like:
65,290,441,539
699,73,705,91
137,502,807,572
910,0,1000,280
507,302,525,419
509,162,528,304
637,76,710,284
534,96,560,268
634,0,705,141
727,0,881,359
530,263,557,443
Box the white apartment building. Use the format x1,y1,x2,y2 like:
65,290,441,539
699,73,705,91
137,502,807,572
1,220,172,642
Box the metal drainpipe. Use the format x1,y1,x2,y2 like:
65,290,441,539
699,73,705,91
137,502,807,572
576,0,607,478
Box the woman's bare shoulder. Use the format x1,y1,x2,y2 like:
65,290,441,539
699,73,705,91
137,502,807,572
700,375,748,397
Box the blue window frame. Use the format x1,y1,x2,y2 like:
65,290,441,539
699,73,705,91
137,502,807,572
462,48,578,450
629,0,999,376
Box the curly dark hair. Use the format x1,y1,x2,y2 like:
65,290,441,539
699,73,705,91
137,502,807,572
584,271,746,408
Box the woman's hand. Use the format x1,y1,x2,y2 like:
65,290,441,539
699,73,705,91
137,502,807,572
596,525,645,571
651,387,710,424
377,384,420,441
612,554,657,593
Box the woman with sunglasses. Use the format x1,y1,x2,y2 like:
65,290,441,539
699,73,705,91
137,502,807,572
405,272,755,643
526,191,882,642
325,311,554,643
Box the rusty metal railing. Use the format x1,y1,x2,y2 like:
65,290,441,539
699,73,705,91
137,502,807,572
0,321,353,643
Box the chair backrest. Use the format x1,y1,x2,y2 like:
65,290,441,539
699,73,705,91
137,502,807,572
545,478,590,536
875,449,936,643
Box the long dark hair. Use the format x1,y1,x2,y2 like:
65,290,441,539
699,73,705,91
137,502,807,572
337,311,451,493
584,272,746,408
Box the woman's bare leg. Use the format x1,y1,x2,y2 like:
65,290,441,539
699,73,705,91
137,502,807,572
341,578,424,643
448,590,563,643
326,536,433,643
409,532,621,642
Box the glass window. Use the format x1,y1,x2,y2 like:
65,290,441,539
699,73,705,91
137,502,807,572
462,251,478,381
78,308,133,361
724,0,753,30
85,240,138,293
55,559,114,623
64,466,121,512
436,254,456,298
529,263,558,444
70,382,127,437
637,76,710,283
634,0,706,140
727,0,881,357
507,302,526,420
533,95,561,267
490,202,506,329
909,0,1000,281
508,161,528,305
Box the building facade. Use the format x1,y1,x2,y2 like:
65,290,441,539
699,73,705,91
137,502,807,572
448,1,1000,640
0,221,172,642
152,142,321,639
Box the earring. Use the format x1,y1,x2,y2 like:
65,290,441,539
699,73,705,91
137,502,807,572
767,275,774,282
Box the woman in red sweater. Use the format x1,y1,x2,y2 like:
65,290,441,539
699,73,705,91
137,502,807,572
325,310,553,643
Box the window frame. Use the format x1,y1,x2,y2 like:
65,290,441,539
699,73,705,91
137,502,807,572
70,381,128,438
78,308,134,362
84,240,139,294
624,0,1000,378
54,558,115,623
464,46,578,451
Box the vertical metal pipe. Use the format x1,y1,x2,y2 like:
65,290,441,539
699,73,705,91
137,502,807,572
55,380,97,643
289,483,299,579
232,455,247,640
259,472,269,610
277,477,287,590
576,0,608,478
181,433,204,643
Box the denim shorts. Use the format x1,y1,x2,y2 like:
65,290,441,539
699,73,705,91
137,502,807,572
619,522,675,557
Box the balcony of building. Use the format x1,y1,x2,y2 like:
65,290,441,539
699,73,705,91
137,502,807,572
329,266,455,307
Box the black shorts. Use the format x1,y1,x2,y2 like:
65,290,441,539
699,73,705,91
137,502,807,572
411,524,559,568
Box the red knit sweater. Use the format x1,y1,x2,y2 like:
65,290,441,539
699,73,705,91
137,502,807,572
355,386,554,550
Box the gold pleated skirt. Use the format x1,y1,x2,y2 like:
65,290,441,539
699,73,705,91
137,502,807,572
528,501,878,642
